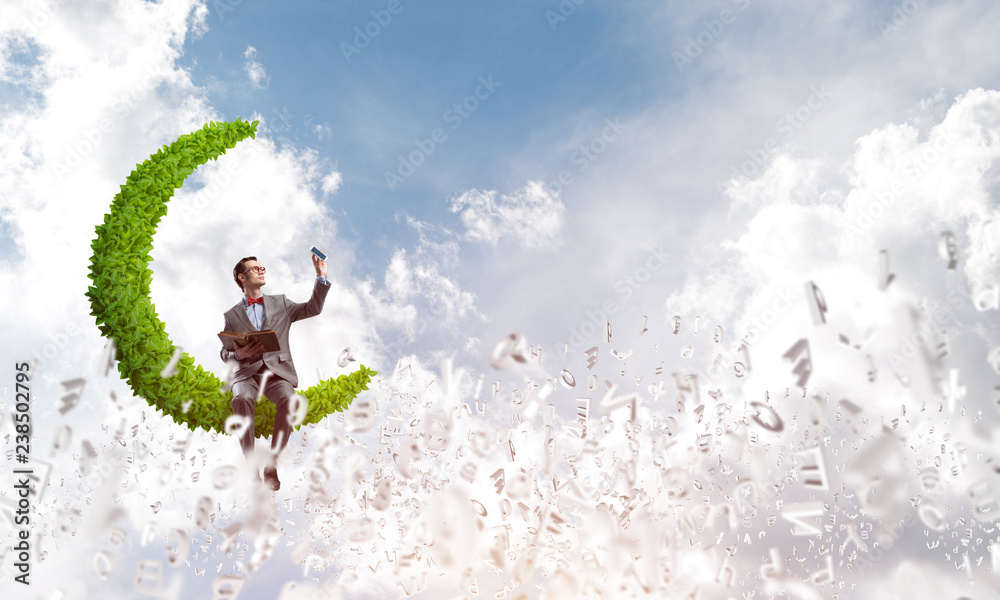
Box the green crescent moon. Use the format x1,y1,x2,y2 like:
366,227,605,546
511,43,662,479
86,118,376,437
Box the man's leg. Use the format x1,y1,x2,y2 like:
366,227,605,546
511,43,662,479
231,377,261,458
264,376,296,457
261,375,295,491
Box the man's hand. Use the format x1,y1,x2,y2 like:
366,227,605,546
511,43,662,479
312,253,327,279
235,340,264,360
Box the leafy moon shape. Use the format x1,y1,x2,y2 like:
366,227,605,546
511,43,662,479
87,119,376,437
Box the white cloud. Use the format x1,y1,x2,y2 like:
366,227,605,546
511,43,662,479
407,253,477,317
320,170,342,196
450,180,565,249
358,214,487,362
0,5,408,596
381,234,479,327
242,44,268,89
0,2,259,596
188,2,209,39
7,0,1000,596
664,88,1000,524
385,247,413,302
397,217,478,318
0,0,216,335
313,123,332,139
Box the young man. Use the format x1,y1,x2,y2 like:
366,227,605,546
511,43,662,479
220,253,330,490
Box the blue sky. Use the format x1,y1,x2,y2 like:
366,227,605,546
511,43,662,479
6,0,1000,598
183,1,646,263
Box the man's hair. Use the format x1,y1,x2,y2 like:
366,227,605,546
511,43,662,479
233,256,257,291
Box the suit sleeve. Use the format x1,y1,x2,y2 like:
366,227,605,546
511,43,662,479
285,278,331,323
220,314,236,364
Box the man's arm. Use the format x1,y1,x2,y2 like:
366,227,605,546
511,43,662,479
220,316,235,363
285,278,331,322
286,254,331,322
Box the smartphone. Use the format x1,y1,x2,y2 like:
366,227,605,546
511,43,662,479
310,246,327,261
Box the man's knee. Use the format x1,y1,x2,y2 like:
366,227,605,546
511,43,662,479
266,379,295,406
231,394,255,415
232,380,258,402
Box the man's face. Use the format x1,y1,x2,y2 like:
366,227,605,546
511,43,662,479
241,260,266,290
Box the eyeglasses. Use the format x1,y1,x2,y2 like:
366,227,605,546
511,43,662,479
241,265,265,275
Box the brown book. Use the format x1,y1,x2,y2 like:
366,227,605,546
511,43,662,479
218,330,281,353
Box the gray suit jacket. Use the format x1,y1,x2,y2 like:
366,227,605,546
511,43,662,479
220,279,331,387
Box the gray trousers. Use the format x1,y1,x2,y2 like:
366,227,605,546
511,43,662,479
231,368,295,460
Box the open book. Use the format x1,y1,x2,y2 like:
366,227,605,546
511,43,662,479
218,330,281,353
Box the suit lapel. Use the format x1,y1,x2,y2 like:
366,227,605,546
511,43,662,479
227,300,256,333
262,294,277,330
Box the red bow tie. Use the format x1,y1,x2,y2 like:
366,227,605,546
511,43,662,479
247,297,264,306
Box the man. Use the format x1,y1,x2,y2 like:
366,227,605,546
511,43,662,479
220,253,330,491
